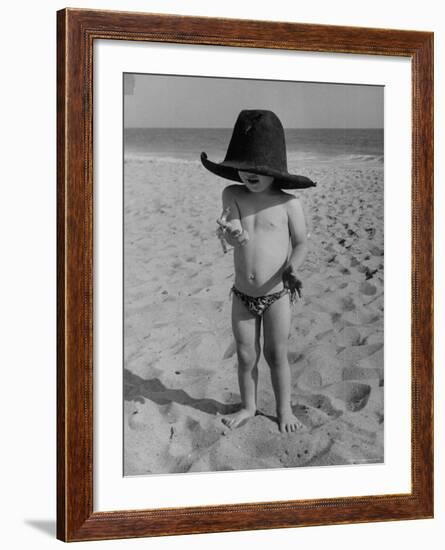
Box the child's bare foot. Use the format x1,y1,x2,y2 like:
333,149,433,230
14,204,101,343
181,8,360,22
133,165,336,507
222,407,256,429
278,409,304,433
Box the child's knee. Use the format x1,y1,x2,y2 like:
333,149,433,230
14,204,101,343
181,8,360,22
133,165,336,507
263,345,287,367
236,342,260,368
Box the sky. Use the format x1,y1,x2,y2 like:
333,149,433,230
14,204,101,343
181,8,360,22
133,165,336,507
124,73,383,129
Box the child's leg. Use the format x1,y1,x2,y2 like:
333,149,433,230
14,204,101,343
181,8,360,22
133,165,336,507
263,295,303,433
222,293,261,429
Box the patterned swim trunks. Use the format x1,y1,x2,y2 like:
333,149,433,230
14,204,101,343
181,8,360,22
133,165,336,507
230,285,291,317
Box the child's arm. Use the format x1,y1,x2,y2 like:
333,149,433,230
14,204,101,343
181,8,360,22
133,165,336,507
217,186,249,247
283,197,308,298
287,197,308,270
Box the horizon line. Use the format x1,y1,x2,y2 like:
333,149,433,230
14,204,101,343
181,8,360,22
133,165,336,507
124,126,384,130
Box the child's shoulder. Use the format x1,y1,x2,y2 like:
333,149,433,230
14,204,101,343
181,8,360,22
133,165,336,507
277,190,301,207
278,189,298,200
282,193,305,219
275,192,304,219
222,184,247,198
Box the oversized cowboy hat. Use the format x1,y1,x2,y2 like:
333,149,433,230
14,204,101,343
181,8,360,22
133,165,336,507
200,110,316,190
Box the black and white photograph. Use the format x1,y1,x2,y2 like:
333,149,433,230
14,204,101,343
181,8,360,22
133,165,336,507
1,0,439,546
123,73,384,476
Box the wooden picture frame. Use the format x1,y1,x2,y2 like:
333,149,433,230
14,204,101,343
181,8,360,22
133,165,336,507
57,8,434,542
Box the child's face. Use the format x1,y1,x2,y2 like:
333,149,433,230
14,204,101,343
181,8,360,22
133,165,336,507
238,171,274,193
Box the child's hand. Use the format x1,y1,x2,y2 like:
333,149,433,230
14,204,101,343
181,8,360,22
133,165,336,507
282,265,303,300
216,208,249,247
217,222,249,246
227,226,249,246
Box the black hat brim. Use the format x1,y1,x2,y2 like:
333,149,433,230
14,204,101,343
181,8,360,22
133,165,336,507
200,152,316,190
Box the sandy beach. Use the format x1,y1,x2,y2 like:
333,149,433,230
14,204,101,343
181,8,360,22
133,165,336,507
123,154,384,475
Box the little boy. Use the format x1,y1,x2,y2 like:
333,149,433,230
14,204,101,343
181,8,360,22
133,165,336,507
200,110,316,433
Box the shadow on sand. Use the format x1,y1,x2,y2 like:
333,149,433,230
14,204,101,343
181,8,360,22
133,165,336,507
124,369,239,416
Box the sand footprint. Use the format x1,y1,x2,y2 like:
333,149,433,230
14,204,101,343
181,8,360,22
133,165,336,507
342,365,383,385
297,393,341,417
359,282,377,296
324,381,371,412
336,326,362,347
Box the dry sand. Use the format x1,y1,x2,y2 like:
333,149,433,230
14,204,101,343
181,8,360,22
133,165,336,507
123,155,384,475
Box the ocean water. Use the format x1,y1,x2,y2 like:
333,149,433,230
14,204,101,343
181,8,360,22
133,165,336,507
124,128,384,166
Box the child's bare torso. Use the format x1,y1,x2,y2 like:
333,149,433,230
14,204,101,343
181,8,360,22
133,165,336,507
226,185,293,296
